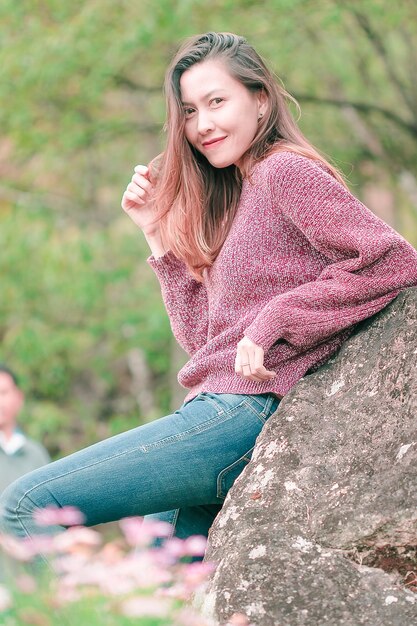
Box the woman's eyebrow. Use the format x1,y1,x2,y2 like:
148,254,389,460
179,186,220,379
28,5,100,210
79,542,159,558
181,89,226,105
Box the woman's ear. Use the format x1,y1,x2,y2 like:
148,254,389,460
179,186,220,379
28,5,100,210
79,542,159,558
257,89,268,118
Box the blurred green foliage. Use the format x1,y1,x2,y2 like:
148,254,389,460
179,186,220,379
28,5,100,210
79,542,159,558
0,205,172,456
0,0,416,456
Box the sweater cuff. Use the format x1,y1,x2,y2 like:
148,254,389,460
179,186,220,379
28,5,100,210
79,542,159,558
147,249,177,267
243,321,281,354
147,250,187,283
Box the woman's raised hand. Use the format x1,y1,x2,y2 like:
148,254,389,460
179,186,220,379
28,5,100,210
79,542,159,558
121,165,159,236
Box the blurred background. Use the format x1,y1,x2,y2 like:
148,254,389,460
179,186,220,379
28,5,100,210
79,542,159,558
1,0,416,459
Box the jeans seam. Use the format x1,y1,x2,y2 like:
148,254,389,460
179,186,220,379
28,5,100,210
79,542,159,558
267,403,281,422
161,509,180,538
244,394,279,421
201,392,247,416
249,394,269,411
260,394,275,418
15,494,59,570
14,493,38,540
241,399,268,424
140,403,247,452
214,397,280,500
169,509,180,537
216,445,255,499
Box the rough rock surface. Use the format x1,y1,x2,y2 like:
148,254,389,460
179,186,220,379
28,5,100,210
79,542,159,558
202,288,417,626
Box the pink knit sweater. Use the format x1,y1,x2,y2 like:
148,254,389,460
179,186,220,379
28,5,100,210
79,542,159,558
148,151,417,402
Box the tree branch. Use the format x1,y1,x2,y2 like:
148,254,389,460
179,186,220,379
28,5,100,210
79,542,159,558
293,93,417,139
112,75,161,93
347,7,416,119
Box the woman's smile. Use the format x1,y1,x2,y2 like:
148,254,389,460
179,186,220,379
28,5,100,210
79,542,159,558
202,136,227,149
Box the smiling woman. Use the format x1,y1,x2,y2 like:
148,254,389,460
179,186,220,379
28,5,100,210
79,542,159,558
1,32,417,559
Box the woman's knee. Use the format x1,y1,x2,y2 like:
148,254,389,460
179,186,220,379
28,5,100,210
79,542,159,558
0,472,42,536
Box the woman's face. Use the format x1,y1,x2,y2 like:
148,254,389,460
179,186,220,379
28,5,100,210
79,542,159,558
180,59,266,169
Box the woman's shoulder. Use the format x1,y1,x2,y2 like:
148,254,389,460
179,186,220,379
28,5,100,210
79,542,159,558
257,149,328,179
254,150,342,203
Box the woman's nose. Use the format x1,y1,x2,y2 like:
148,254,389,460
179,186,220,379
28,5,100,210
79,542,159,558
197,111,215,135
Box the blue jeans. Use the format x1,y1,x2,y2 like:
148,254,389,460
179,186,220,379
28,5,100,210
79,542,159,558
0,392,280,541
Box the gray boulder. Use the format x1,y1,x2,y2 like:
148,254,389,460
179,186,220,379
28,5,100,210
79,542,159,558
202,288,417,626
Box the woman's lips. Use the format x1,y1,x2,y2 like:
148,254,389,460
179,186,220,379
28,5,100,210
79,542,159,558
202,136,227,149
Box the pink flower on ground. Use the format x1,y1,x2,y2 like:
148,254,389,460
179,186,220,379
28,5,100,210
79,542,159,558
23,534,56,557
115,552,173,588
53,553,89,574
59,561,108,589
157,534,207,561
98,574,138,596
175,607,215,626
159,582,189,601
0,534,34,561
119,516,172,547
15,574,37,594
0,584,12,612
142,519,174,537
183,535,208,557
160,536,187,560
120,595,172,618
98,541,125,564
182,561,216,588
53,526,102,553
33,505,86,527
54,586,82,606
225,613,253,626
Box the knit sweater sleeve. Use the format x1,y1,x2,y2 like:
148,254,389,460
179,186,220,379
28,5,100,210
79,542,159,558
147,250,209,355
244,153,417,352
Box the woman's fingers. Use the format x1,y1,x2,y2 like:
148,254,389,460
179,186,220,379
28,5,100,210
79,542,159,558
121,165,154,212
235,337,276,382
235,340,254,377
242,362,275,382
121,191,142,212
132,171,153,190
127,181,148,200
134,164,149,176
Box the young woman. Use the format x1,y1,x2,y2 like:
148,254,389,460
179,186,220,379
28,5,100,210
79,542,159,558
1,32,417,545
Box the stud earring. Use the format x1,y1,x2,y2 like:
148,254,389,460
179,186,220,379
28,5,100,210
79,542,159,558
258,112,264,121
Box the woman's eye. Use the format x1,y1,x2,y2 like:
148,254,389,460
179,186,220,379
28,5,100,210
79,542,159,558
211,97,223,106
183,108,195,118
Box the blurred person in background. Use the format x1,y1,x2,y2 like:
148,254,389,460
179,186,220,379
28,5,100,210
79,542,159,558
0,365,50,494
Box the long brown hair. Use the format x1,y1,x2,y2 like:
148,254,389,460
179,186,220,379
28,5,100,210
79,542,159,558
151,32,346,281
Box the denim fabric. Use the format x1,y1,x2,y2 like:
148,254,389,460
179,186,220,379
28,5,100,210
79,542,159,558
0,392,280,541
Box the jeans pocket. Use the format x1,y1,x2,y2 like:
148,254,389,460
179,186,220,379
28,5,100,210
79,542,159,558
203,392,280,421
244,393,281,424
216,446,254,500
199,392,248,415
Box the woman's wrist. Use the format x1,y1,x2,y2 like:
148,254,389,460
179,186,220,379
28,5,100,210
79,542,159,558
143,229,169,259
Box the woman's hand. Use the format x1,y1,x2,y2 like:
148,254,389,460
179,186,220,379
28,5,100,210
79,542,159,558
235,336,276,382
121,165,159,236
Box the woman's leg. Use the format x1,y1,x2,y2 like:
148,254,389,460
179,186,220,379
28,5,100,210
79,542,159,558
0,392,279,540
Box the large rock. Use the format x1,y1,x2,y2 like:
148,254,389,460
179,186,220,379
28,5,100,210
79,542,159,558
202,288,417,626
